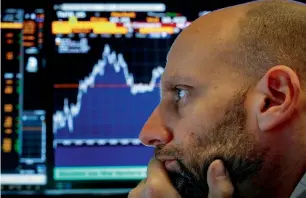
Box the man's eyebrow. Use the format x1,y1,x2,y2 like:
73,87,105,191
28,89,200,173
161,75,196,90
159,76,197,98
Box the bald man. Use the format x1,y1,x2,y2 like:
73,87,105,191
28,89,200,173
129,0,306,198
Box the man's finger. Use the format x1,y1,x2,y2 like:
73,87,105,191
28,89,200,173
128,179,145,198
138,179,146,186
146,158,170,182
207,160,234,198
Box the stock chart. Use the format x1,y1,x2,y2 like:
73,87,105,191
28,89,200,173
51,3,191,180
1,7,47,190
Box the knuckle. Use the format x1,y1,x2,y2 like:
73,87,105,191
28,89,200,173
220,183,234,198
209,181,234,198
128,179,162,198
127,192,134,198
128,180,146,198
128,189,138,198
144,184,158,196
143,180,162,197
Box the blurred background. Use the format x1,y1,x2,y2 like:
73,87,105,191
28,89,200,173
1,0,305,197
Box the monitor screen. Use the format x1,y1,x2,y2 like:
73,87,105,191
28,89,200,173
1,7,47,191
51,2,191,183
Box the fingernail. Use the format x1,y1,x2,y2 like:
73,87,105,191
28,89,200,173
213,160,226,178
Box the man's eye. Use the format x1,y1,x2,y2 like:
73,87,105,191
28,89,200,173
175,88,187,102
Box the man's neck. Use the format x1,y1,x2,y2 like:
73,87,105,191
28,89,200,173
239,155,305,198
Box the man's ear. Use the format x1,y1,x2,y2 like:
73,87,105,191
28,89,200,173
255,65,301,132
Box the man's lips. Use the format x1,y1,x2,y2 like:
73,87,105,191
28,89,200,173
157,158,179,171
164,159,176,166
157,157,176,164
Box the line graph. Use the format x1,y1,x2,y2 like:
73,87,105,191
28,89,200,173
53,44,164,145
54,83,161,88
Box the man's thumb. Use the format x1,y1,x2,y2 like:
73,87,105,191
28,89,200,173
207,160,234,198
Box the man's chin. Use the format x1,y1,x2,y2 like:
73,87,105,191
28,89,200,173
165,160,181,172
167,170,207,198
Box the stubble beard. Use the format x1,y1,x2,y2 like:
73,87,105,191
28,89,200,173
155,90,268,198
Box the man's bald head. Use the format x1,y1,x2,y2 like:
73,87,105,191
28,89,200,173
222,0,306,87
174,0,306,86
168,0,306,86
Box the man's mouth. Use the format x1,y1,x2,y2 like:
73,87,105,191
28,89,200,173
164,159,176,168
161,159,180,172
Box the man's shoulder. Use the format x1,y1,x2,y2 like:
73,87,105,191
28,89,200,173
291,173,306,198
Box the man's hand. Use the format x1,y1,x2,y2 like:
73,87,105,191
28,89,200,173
128,158,181,198
207,160,234,198
128,158,234,198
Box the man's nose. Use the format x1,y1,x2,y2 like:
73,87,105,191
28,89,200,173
139,106,172,147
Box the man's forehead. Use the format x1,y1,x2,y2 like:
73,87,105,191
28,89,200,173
161,7,246,89
162,51,215,90
166,51,169,62
161,74,194,84
162,46,219,88
160,72,201,88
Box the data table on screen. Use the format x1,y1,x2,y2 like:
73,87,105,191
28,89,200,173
1,7,47,191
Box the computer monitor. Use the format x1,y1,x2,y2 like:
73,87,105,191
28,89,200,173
1,7,48,192
51,2,192,190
